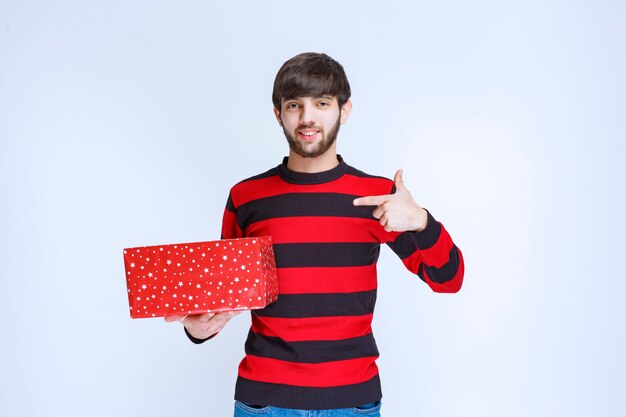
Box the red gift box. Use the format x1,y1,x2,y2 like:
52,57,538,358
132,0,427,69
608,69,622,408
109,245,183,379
123,237,278,319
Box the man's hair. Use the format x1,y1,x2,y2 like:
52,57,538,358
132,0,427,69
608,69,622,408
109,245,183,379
272,52,351,112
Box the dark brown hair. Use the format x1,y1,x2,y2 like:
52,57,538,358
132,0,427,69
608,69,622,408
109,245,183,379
272,52,351,112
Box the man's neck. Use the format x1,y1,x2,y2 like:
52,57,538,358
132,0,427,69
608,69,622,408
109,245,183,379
286,148,340,173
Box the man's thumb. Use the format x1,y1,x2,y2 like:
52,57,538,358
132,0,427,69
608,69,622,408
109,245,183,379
394,169,407,192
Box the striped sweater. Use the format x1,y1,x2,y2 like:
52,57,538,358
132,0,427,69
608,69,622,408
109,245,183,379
191,155,464,410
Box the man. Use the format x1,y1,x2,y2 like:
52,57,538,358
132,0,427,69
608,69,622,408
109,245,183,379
166,52,464,416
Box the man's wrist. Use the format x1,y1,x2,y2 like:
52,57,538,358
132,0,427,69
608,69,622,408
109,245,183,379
411,208,428,232
184,326,215,344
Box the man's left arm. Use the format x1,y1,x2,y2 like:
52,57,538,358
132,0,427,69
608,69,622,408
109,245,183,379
353,169,464,293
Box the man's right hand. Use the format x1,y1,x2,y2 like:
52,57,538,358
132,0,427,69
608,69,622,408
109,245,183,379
164,311,241,340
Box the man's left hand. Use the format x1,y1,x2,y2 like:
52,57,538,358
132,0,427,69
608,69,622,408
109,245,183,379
353,169,428,233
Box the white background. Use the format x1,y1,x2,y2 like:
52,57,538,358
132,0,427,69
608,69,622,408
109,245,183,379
1,1,625,416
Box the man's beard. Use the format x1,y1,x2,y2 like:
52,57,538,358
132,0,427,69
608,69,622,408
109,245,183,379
282,116,341,158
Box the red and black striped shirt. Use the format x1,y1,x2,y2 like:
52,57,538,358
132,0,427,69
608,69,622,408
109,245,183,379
191,155,464,410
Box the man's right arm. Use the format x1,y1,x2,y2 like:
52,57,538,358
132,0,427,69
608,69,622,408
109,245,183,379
164,312,241,343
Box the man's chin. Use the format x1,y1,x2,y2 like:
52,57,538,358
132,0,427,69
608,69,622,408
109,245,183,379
288,140,321,158
291,148,322,159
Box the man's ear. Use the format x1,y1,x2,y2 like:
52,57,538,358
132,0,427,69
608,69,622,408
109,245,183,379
273,107,282,126
340,99,352,124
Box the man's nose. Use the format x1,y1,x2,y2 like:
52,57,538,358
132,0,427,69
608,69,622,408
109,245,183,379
299,103,315,125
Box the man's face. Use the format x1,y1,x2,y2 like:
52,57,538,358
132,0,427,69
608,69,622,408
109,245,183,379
275,96,350,158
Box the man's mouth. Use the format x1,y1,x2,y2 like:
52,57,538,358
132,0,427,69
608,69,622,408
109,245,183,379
298,129,320,141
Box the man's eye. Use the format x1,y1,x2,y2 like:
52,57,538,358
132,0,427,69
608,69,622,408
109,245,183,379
286,103,298,109
318,102,328,107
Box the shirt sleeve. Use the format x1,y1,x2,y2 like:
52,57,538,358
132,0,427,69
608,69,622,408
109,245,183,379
221,192,244,240
385,209,464,293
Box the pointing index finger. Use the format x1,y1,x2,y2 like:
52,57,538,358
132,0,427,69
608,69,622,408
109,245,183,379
353,194,391,207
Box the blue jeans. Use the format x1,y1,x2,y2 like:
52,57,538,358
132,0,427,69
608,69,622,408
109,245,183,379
233,401,382,417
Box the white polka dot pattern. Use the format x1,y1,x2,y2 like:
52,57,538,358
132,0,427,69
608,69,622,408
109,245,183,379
123,237,278,319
